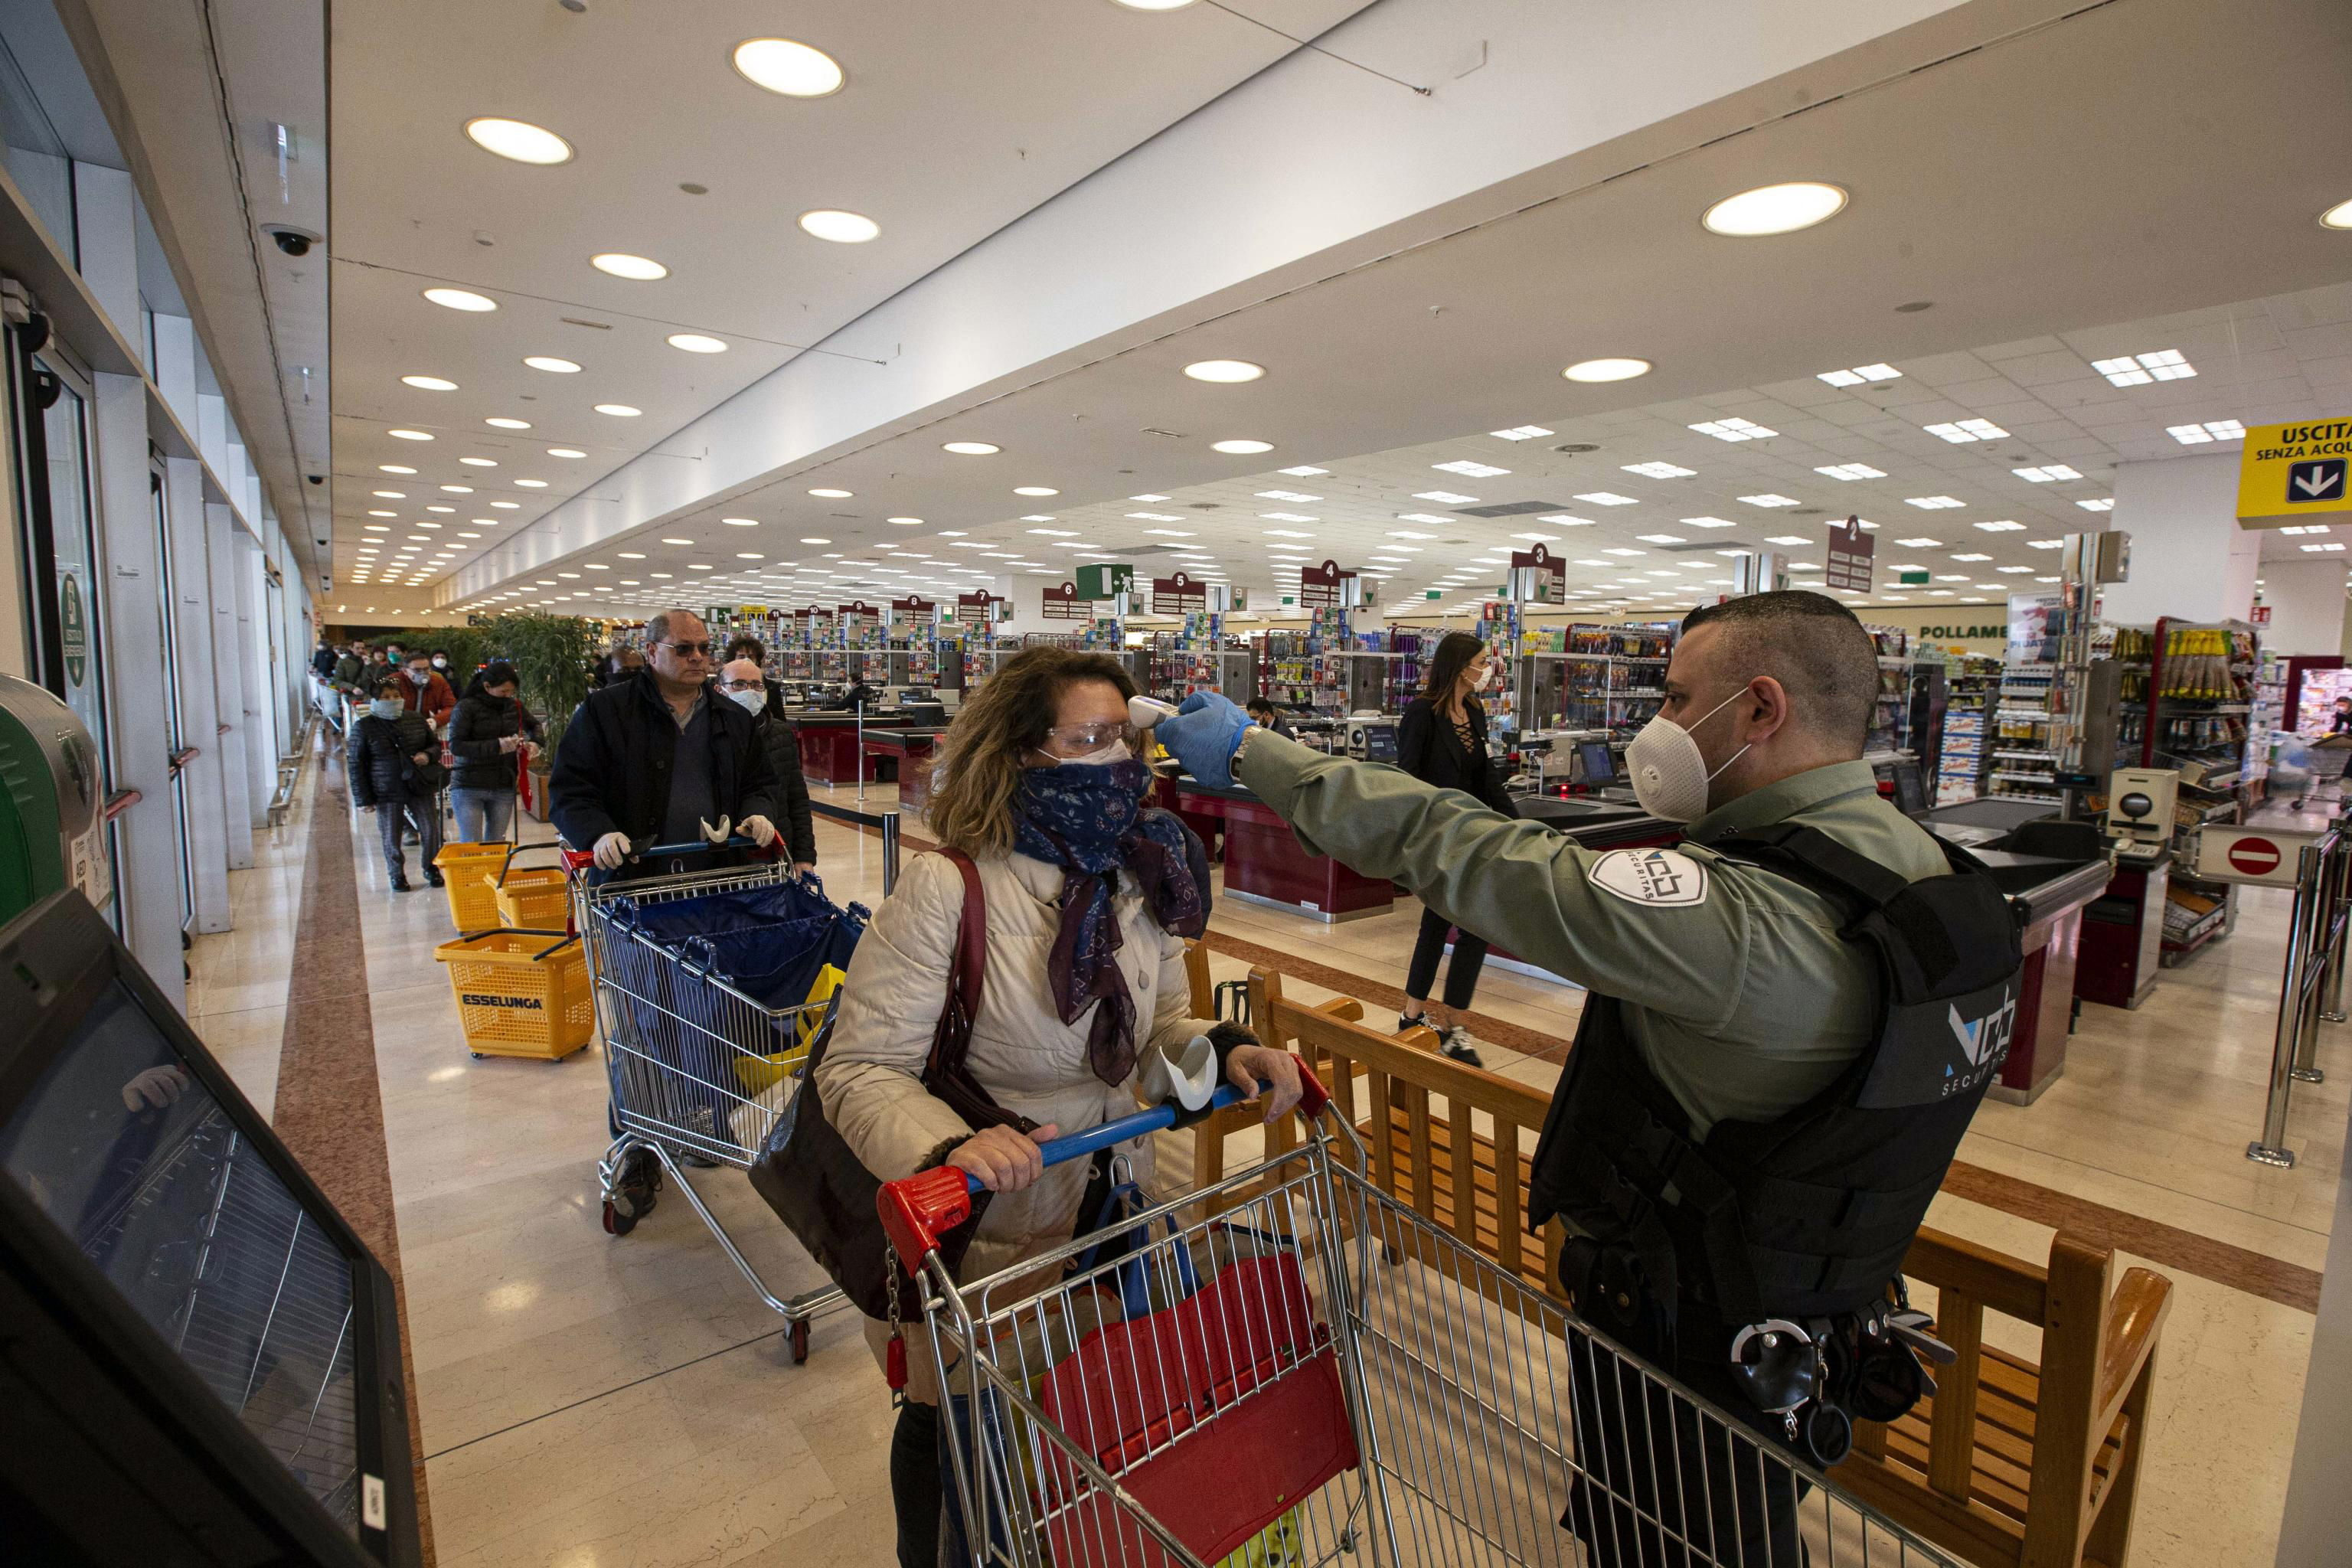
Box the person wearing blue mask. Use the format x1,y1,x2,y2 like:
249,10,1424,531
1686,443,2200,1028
817,645,1304,1568
347,678,447,891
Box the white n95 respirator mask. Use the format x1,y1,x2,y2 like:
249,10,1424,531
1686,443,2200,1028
1624,684,1756,822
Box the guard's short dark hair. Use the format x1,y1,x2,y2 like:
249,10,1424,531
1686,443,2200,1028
1680,590,1879,750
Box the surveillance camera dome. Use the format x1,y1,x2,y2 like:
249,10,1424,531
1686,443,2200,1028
263,224,320,258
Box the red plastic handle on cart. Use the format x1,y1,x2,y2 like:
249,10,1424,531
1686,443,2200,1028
879,1165,974,1264
1291,1052,1331,1121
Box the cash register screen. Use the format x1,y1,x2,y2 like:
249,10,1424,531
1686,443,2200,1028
1363,726,1397,763
1891,760,1929,816
1577,741,1616,786
0,978,366,1537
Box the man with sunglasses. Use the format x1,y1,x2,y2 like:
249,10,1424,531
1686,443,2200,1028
551,608,783,876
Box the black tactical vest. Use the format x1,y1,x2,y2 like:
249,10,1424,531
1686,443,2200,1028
1530,822,2024,1328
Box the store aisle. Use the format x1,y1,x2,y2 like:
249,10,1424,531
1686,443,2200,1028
182,755,2349,1567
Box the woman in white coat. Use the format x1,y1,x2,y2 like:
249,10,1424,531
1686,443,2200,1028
818,646,1304,1567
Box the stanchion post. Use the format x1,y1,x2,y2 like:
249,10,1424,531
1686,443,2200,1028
855,699,866,803
2251,841,2324,1167
2321,835,2349,1030
881,810,900,897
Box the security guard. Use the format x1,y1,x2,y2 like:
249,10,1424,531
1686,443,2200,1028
1155,591,2021,1563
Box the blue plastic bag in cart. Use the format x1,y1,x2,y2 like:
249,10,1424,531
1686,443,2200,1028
599,875,867,1152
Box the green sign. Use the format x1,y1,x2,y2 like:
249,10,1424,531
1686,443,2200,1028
59,573,87,687
1425,589,1442,600
1074,563,1134,600
1898,570,1930,586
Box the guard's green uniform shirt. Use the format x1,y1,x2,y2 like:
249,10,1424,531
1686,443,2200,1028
1233,734,1951,1138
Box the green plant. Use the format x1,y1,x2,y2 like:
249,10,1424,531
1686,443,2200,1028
489,612,598,756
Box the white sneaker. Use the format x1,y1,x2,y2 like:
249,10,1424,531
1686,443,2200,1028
1439,1027,1486,1070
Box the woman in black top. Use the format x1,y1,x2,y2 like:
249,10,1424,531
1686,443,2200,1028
446,661,543,843
1394,632,1514,1067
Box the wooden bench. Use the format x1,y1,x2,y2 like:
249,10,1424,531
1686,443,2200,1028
1220,965,2172,1568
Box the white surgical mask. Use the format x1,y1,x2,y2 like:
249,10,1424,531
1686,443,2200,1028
1043,738,1132,768
369,699,401,720
725,688,767,716
432,655,448,668
1625,683,1756,822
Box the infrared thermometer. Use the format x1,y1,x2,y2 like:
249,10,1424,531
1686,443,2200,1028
1129,695,1181,730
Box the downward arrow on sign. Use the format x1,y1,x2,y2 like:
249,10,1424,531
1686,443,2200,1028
2296,472,2333,497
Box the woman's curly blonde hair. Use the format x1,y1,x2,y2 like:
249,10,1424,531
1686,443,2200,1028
925,646,1138,856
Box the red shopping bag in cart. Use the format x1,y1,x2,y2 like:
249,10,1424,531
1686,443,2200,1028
1034,1252,1358,1566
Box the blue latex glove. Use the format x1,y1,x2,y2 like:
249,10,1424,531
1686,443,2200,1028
1157,692,1256,789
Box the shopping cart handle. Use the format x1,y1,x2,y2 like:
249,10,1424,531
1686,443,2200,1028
629,835,760,858
877,1057,1329,1264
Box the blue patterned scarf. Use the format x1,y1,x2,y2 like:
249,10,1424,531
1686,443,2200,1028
1014,758,1209,1086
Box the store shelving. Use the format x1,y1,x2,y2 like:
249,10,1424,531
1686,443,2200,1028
1934,658,1999,805
2145,618,2262,964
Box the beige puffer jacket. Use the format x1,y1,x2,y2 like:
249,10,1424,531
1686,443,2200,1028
817,845,1218,1403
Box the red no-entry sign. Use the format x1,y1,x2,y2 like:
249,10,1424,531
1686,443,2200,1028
2228,838,2282,877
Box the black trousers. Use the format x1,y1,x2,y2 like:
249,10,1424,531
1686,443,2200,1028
1405,905,1488,1011
891,1400,942,1568
1563,1303,1809,1566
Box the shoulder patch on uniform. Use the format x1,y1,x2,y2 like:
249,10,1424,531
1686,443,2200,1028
1587,848,1710,908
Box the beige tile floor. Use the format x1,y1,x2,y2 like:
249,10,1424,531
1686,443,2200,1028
184,758,2349,1567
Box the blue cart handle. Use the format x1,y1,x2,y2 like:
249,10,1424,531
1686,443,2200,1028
876,1057,1331,1263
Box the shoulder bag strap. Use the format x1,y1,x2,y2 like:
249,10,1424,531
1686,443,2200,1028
924,849,1037,1134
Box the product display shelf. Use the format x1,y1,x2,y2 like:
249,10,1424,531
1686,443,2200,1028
1988,657,2063,806
2247,649,2284,800
2145,618,2262,964
1517,624,1672,740
1933,660,2000,806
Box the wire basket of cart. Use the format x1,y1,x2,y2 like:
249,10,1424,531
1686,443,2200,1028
2295,733,2352,812
877,1071,1971,1568
564,835,868,1363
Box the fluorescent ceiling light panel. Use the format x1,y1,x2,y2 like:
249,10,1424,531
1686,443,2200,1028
1816,364,1902,387
1636,534,1686,544
1622,461,1696,479
1415,491,1480,505
2280,524,2332,535
1259,511,1318,522
1277,466,1328,477
1535,514,1597,527
1974,520,2027,531
1432,459,1509,478
1951,552,1992,562
2078,498,2115,512
2011,464,2084,482
1906,495,1964,509
2301,543,2346,553
1738,494,1800,508
1490,425,1554,440
1688,417,1777,443
2091,349,2194,387
1814,462,1886,481
1389,529,1437,539
1573,492,1638,506
1256,489,1320,503
1213,439,1274,454
1601,547,1646,557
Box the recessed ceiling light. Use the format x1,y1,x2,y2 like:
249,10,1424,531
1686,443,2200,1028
1563,358,1651,383
1573,492,1638,507
1739,494,1800,508
483,417,533,431
1622,462,1696,479
1923,419,2009,444
377,464,416,475
1702,181,1847,236
547,447,586,459
371,489,405,498
2090,349,2194,387
667,333,728,354
1014,485,1059,497
800,536,831,544
367,509,396,518
459,456,498,467
524,356,582,374
1815,462,1886,481
1491,425,1554,441
464,116,573,165
388,429,433,441
659,537,693,544
1817,363,1901,386
2320,198,2352,230
731,37,846,96
618,551,645,559
1689,417,1776,442
1213,439,1274,454
591,253,668,281
401,374,459,392
422,287,499,316
942,441,999,456
799,208,880,243
887,517,923,525
1975,520,2027,532
426,505,454,513
804,488,854,500
1905,495,1965,509
594,403,642,417
1184,359,1264,383
737,552,765,560
489,501,521,511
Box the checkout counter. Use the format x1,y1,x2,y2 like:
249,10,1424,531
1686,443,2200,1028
782,696,948,788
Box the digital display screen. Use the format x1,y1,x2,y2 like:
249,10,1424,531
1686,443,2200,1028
0,981,364,1535
1577,742,1616,786
1893,762,1929,815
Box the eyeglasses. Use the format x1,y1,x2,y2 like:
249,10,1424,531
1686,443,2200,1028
1041,721,1138,752
718,678,765,691
659,640,716,657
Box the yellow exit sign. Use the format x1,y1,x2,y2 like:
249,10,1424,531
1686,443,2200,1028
2237,419,2352,524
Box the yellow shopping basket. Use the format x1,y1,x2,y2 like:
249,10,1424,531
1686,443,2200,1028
434,926,595,1060
729,962,847,1093
433,841,509,931
490,844,572,930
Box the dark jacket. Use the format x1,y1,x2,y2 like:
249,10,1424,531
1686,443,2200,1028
348,709,445,807
448,687,544,791
1397,696,1517,818
751,713,818,864
550,670,780,853
333,653,364,685
311,646,338,678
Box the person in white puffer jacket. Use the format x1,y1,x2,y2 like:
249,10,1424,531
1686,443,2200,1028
818,645,1304,1568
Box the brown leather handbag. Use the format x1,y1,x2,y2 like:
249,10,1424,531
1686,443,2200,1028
749,848,1032,1318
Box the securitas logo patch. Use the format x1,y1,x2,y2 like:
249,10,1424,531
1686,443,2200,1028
1942,988,2017,1093
1588,848,1710,908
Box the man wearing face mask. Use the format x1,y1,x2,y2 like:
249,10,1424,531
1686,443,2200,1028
552,608,782,877
1155,590,2021,1560
719,657,816,874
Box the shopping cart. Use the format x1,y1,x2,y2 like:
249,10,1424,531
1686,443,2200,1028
567,835,865,1363
880,1075,1968,1568
2296,736,2352,812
